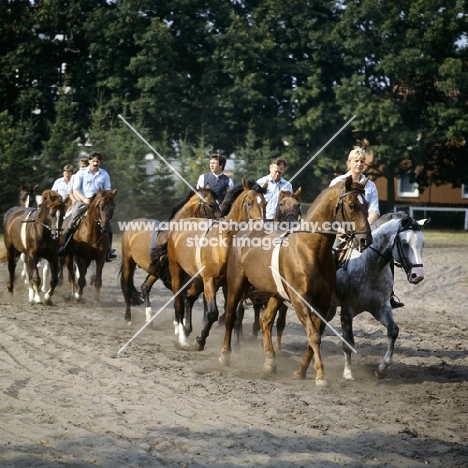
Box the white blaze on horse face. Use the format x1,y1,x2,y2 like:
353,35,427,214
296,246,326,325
400,229,425,284
357,194,364,205
256,195,262,205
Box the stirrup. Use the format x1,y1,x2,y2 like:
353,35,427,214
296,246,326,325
390,295,404,309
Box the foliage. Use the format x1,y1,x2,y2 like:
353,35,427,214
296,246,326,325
1,0,468,219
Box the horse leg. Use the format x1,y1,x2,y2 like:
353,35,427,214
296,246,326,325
6,247,17,293
260,297,283,374
219,278,249,367
119,252,143,325
20,253,28,284
373,306,399,379
274,304,288,352
43,260,59,306
233,303,245,346
64,254,77,299
141,275,157,326
74,259,88,302
252,304,261,338
340,306,356,381
91,260,105,305
217,283,228,326
193,279,216,351
27,256,42,304
41,260,49,293
293,304,327,385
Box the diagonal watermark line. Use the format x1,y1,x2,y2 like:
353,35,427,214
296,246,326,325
288,115,356,184
117,266,206,355
118,114,208,203
269,266,357,353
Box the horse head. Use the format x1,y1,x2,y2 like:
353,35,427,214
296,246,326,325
393,215,429,284
275,187,302,223
90,189,117,233
220,177,267,221
195,187,221,219
39,189,66,240
19,183,38,207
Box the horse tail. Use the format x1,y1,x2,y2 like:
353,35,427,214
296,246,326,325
118,263,144,306
151,242,172,290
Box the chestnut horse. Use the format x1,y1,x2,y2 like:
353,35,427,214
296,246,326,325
164,178,268,349
62,189,117,304
119,187,220,325
219,176,372,386
3,190,65,305
226,187,303,343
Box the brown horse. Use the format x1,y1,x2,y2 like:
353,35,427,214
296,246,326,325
119,187,220,325
232,187,303,344
219,176,372,386
165,178,268,349
62,189,117,304
3,190,65,305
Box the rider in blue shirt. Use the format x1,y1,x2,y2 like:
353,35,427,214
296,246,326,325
58,152,117,262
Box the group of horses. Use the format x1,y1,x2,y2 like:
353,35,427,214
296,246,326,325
3,177,428,385
2,185,117,306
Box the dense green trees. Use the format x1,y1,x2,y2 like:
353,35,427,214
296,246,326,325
1,0,468,219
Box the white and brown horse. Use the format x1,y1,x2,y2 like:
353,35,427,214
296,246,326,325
3,190,65,305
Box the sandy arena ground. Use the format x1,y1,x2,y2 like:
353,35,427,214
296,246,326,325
0,235,467,467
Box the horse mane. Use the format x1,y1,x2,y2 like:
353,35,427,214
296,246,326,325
167,187,219,221
40,189,65,210
372,211,410,229
220,180,267,217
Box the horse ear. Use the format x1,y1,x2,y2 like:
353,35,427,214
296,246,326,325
112,188,117,195
262,181,268,191
294,187,302,198
205,183,211,190
33,184,38,190
242,177,249,191
344,175,353,191
417,218,430,227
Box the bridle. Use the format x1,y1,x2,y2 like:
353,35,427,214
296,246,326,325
333,185,371,238
241,190,265,221
275,197,302,223
92,197,115,234
369,219,424,281
194,195,218,219
22,201,64,239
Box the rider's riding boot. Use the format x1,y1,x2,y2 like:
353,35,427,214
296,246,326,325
106,230,117,262
390,294,404,309
58,227,74,257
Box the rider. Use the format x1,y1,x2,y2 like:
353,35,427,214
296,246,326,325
330,146,404,308
196,153,234,205
51,164,74,200
58,151,117,262
257,157,293,221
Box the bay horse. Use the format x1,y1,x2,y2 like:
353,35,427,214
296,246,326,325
164,178,268,349
119,187,220,325
326,211,429,380
3,190,65,305
62,189,117,304
219,176,372,386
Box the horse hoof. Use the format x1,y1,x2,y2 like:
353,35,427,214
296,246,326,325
375,368,388,379
263,364,277,375
193,338,205,351
219,354,230,367
315,379,328,387
343,373,355,381
44,299,53,306
126,321,132,326
293,370,306,380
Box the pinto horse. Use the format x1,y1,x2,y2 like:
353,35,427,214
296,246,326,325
325,211,429,380
219,176,372,386
164,178,268,350
119,187,220,325
3,190,65,305
62,189,117,304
